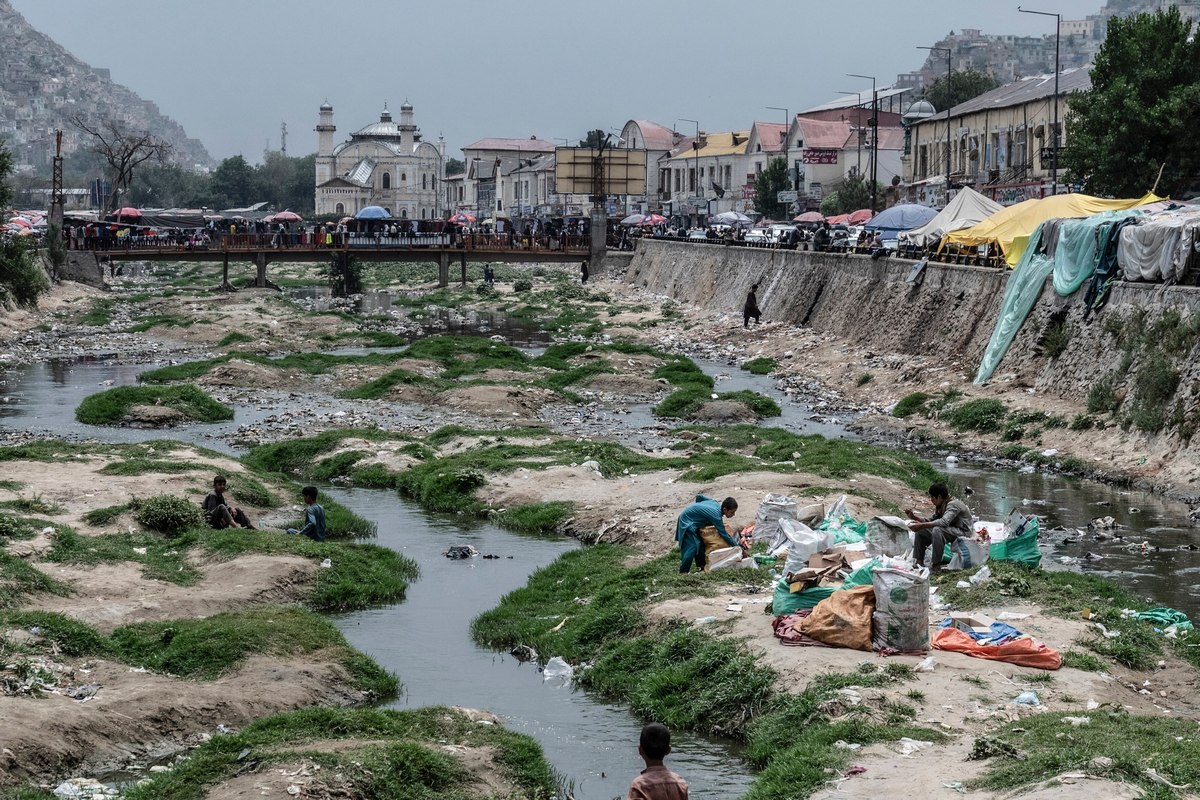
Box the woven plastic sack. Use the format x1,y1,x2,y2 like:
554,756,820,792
799,585,876,651
780,519,833,579
871,567,930,652
865,516,912,558
947,537,990,571
772,578,836,615
989,513,1041,567
754,494,799,546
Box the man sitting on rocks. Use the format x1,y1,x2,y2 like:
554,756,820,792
202,475,256,530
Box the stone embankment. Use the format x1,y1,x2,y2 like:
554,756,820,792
624,240,1200,497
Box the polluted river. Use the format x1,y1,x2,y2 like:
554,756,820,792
2,292,1198,798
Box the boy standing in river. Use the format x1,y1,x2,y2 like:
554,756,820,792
627,723,688,800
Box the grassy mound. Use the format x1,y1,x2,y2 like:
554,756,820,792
75,385,233,426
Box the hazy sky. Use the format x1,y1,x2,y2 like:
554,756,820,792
12,0,1103,163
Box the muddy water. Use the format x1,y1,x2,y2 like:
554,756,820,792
326,488,756,800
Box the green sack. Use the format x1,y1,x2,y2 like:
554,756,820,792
989,516,1041,567
772,578,836,615
842,557,881,589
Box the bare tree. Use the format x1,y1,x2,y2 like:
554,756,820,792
70,115,173,212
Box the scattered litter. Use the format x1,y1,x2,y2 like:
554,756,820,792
443,545,478,560
943,782,966,794
969,565,991,586
542,656,574,682
844,765,867,776
1062,716,1091,727
1145,768,1191,790
132,547,147,555
319,558,332,569
573,596,590,606
65,684,99,702
833,740,862,751
1041,448,1059,457
510,645,538,663
945,455,958,464
914,656,937,673
894,737,933,756
41,527,54,535
1011,691,1041,706
1087,699,1100,710
1093,622,1121,639
1089,516,1116,531
551,617,569,632
694,616,717,625
996,612,1030,621
956,580,971,589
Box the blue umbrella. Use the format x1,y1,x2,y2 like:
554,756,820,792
863,204,938,238
355,205,391,220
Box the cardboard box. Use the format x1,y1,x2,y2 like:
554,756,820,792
949,612,995,636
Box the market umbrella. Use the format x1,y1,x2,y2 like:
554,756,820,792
864,203,939,239
112,207,142,220
826,214,850,225
271,210,303,223
638,213,667,226
793,211,824,223
620,213,646,225
449,212,476,224
711,211,752,227
8,218,31,228
355,206,391,220
847,209,874,225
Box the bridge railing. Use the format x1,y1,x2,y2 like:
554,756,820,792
106,230,592,255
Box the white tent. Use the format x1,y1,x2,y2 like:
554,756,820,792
900,186,1004,246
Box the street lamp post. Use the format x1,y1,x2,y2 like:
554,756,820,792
679,118,700,224
1019,6,1061,195
766,106,790,216
837,92,865,175
917,45,953,190
847,73,878,210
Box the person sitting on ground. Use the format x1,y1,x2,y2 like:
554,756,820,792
287,485,326,542
906,482,973,574
627,722,688,800
743,281,763,328
674,494,741,574
202,475,256,530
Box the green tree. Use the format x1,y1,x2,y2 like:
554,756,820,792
923,67,1000,112
0,141,49,307
753,157,790,219
209,155,255,209
818,174,886,215
445,157,465,176
128,164,210,208
1063,7,1200,197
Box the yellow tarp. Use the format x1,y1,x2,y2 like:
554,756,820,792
942,192,1162,266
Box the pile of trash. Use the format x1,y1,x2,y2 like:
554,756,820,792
758,494,1054,664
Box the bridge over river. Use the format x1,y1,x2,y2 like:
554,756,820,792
91,231,597,288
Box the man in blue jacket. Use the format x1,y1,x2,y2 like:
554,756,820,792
675,494,740,573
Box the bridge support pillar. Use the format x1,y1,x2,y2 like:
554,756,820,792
221,253,232,291
254,252,268,288
437,251,450,288
589,208,608,278
460,250,467,287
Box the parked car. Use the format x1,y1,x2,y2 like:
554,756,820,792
687,228,710,241
745,228,771,245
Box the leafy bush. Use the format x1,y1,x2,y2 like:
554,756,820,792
1040,317,1071,358
1069,414,1096,431
856,373,874,387
133,494,204,536
0,236,49,308
76,385,234,425
1087,378,1120,413
892,392,930,418
944,399,1007,433
512,278,533,293
1130,352,1180,433
741,357,777,375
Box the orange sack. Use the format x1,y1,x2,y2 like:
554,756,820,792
932,627,1062,670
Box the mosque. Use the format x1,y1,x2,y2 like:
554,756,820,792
313,101,446,220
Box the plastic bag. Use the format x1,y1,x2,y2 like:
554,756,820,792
946,537,990,571
989,511,1042,567
708,547,757,571
542,656,574,682
969,565,991,585
754,494,799,545
865,516,912,558
871,567,930,652
781,519,832,579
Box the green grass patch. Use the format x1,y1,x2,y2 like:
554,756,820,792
137,350,411,385
653,387,781,419
98,457,219,476
856,372,874,386
244,428,410,476
974,711,1200,797
76,385,233,425
0,550,71,608
47,526,201,584
0,495,65,515
82,298,114,326
944,398,1008,433
216,331,254,347
893,392,930,418
121,707,557,800
492,502,575,535
337,368,449,400
0,479,24,491
742,357,777,375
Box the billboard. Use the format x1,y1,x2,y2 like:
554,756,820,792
555,147,647,196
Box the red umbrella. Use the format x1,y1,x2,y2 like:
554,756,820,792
112,207,142,219
637,213,667,226
449,212,476,224
8,218,31,228
847,209,874,224
271,210,303,223
826,213,850,225
793,211,824,223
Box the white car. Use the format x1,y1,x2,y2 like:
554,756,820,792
687,229,710,241
745,228,771,244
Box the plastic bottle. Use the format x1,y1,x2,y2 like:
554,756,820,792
695,616,717,625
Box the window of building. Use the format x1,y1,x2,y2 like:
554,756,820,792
401,209,408,218
688,168,695,192
382,172,391,189
422,174,427,190
335,202,344,214
401,173,407,182
421,208,426,219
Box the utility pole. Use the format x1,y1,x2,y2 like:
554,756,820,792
848,73,878,210
280,122,288,155
837,92,864,175
1019,6,1061,195
50,130,64,230
679,118,700,224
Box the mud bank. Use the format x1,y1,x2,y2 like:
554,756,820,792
624,240,1200,497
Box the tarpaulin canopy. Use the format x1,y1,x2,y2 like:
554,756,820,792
974,209,1147,383
944,192,1161,266
863,203,938,239
900,187,1003,246
1118,205,1200,283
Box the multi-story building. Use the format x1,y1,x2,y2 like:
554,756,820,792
313,102,445,219
460,136,556,217
904,67,1091,206
618,119,686,214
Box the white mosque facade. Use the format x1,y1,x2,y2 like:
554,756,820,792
314,101,446,219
